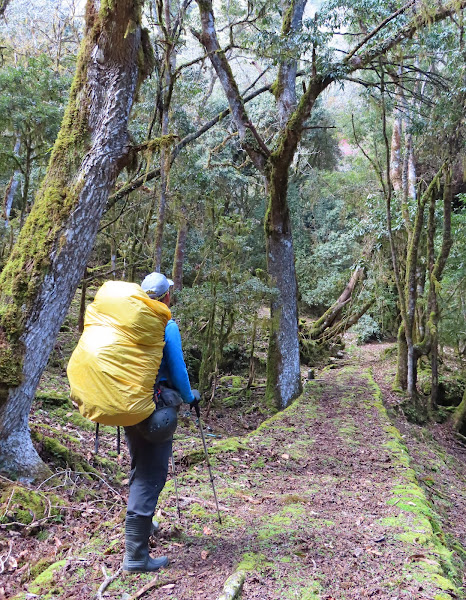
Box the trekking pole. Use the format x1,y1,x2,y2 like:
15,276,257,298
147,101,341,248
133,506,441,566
194,403,222,524
170,451,181,520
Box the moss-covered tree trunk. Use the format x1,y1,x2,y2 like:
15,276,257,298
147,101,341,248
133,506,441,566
395,324,408,390
0,0,153,481
451,385,466,433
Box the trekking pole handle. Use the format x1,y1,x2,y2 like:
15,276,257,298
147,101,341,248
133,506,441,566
195,403,200,419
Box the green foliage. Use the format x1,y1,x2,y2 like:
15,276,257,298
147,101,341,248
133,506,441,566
352,313,381,344
439,202,466,358
0,55,70,228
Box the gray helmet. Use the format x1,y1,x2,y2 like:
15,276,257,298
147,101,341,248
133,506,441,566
136,407,177,444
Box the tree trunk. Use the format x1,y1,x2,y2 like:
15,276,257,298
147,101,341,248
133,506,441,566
0,0,153,481
310,267,363,337
78,269,88,334
395,324,408,390
153,125,169,271
451,386,466,433
2,137,21,224
390,105,403,191
265,170,301,408
19,143,32,229
172,206,188,292
2,175,19,222
425,166,453,412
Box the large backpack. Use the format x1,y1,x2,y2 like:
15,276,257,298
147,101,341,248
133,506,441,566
67,281,171,426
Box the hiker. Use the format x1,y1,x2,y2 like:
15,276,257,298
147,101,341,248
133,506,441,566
123,272,200,573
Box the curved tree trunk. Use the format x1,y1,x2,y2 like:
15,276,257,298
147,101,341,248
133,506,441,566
310,267,363,338
0,0,153,481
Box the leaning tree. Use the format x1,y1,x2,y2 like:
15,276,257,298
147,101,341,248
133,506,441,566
0,0,155,480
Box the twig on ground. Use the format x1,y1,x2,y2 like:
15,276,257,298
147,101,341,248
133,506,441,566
0,474,16,484
0,540,13,574
37,469,123,499
1,488,15,521
174,495,230,511
126,575,178,600
36,468,71,490
0,515,60,528
95,565,122,599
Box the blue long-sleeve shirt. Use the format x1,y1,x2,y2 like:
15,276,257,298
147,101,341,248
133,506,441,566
157,319,194,404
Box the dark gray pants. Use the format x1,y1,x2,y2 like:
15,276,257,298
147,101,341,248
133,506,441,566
124,426,172,518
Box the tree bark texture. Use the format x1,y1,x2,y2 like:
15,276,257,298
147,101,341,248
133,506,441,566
395,324,408,391
0,0,152,481
265,187,301,407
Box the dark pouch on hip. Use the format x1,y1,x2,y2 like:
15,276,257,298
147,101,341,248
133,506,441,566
155,384,183,411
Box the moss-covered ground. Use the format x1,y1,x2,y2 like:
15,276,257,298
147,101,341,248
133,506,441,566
2,348,465,599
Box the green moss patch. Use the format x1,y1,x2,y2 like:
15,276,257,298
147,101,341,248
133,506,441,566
0,484,64,526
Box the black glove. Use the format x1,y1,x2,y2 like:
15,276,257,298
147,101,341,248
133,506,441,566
190,389,201,417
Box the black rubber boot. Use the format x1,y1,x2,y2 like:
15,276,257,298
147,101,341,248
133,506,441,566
123,515,168,573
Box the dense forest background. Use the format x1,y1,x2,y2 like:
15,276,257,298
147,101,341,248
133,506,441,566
0,0,465,472
1,2,466,599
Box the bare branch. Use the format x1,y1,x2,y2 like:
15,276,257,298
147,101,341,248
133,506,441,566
94,566,123,600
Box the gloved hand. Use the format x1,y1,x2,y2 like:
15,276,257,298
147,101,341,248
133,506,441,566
190,389,201,416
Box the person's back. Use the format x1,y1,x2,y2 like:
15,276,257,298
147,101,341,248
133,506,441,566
122,272,199,574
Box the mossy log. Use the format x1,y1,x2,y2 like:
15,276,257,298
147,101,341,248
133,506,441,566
217,570,246,600
0,0,154,481
298,269,373,365
308,267,364,339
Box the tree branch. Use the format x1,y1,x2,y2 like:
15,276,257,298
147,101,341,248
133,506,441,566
194,0,269,171
106,84,272,209
344,0,416,64
354,0,466,69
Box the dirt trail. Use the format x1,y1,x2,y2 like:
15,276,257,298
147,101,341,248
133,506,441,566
3,362,465,599
148,367,462,600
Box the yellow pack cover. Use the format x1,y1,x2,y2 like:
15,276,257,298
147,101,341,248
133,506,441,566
67,281,171,426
